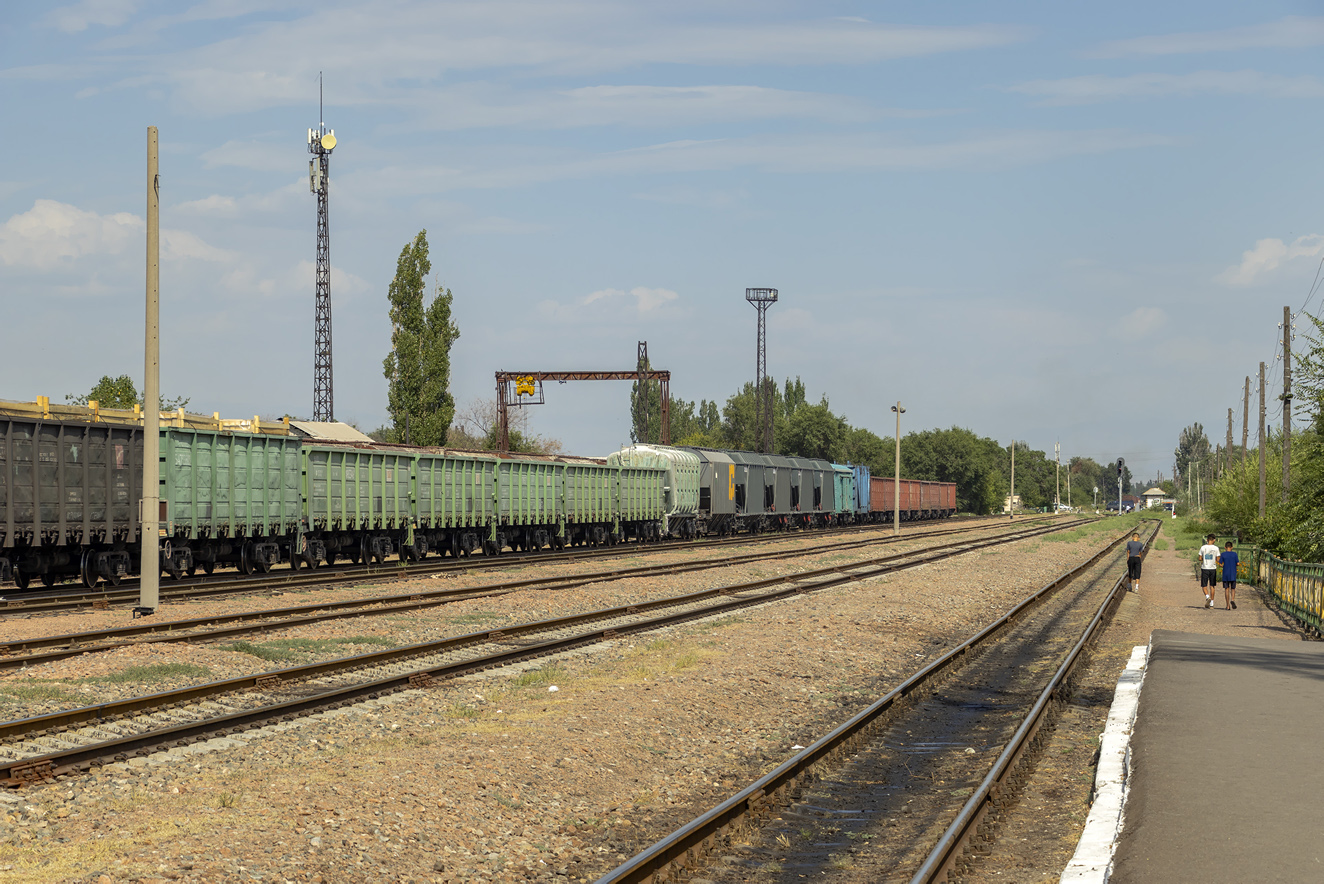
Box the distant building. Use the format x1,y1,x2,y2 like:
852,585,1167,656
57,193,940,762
1142,487,1168,509
1003,494,1022,514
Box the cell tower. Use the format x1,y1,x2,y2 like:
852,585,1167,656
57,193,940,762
746,287,778,454
308,76,337,421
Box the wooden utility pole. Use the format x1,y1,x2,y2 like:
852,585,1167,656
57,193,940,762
1242,376,1249,469
1009,441,1015,519
1259,361,1267,518
1283,306,1292,504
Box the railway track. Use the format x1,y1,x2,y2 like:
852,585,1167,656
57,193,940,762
595,520,1158,884
0,515,1018,617
0,518,1058,672
0,518,1080,789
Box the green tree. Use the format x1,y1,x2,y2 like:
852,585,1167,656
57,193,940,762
67,374,189,411
781,400,847,461
382,230,460,446
1174,423,1211,487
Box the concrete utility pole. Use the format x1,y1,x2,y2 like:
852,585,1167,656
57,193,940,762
1054,441,1061,512
1009,441,1015,519
1259,361,1267,518
1283,305,1293,504
891,402,905,535
1242,376,1249,469
1226,410,1233,478
139,127,160,617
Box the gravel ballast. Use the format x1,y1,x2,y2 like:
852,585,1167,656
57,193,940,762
2,520,1124,883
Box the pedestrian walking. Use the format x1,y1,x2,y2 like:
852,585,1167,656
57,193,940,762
1125,532,1145,593
1219,541,1239,610
1198,534,1220,609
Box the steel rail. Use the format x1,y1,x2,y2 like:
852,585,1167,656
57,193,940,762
0,520,1078,787
0,519,1052,670
593,521,1153,884
908,521,1158,883
0,515,1017,616
0,513,1053,666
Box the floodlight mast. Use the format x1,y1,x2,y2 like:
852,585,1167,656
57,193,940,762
746,288,778,454
309,73,337,422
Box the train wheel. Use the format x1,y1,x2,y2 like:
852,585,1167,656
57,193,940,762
167,568,184,581
107,570,122,587
258,556,272,574
289,553,301,573
40,572,56,588
187,564,197,577
450,535,460,559
203,561,215,575
325,550,336,567
12,569,29,590
81,551,101,589
240,542,256,575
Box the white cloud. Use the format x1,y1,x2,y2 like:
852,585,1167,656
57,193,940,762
582,286,679,312
26,4,1024,116
0,198,236,271
45,0,141,33
1124,306,1166,336
0,199,141,268
1091,16,1324,57
632,186,749,209
1219,234,1324,286
411,83,882,131
1010,70,1324,105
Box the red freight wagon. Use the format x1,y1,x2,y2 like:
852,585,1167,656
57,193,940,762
868,476,956,522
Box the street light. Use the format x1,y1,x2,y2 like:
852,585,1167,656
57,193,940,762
891,402,905,535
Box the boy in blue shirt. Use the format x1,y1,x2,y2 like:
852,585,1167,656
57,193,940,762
1218,541,1239,610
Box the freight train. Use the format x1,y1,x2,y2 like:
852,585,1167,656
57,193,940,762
0,402,955,590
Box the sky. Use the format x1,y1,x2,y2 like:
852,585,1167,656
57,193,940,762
2,1,1321,480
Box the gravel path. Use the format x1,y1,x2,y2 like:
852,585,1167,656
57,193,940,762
0,519,1115,883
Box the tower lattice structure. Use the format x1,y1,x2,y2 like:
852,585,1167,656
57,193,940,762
746,288,778,454
308,118,337,421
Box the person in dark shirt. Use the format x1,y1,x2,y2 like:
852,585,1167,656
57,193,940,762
1125,532,1145,593
1219,541,1240,610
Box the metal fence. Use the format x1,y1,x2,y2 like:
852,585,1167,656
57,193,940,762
1251,548,1324,632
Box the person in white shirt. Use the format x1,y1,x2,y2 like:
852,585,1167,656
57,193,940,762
1197,534,1221,609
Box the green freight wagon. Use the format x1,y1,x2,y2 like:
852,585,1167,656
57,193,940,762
300,443,413,566
414,450,497,558
560,456,618,547
1,408,302,586
496,455,560,553
613,451,667,542
162,428,303,575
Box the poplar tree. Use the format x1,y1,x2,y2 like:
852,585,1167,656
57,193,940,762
383,230,460,446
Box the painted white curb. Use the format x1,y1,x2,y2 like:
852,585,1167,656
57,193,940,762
1059,643,1148,883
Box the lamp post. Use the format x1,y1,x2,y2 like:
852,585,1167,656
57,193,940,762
891,402,905,536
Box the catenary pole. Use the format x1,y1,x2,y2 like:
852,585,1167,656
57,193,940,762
1259,361,1267,518
1054,441,1060,512
1283,305,1292,504
140,127,160,616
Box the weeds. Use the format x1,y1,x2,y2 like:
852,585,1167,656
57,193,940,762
512,664,567,688
220,636,393,662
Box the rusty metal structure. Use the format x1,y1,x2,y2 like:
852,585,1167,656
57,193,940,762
495,362,671,453
308,78,337,421
746,287,778,454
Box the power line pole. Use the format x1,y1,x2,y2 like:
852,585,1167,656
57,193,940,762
1242,375,1249,469
1259,361,1267,518
1282,305,1293,504
745,288,778,454
1009,441,1015,519
1225,411,1233,478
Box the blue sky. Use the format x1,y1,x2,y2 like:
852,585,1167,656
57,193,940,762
2,2,1321,478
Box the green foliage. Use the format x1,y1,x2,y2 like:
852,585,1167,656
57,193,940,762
67,374,189,411
383,230,460,446
781,401,847,461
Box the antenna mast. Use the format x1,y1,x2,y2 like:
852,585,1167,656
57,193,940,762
308,73,337,421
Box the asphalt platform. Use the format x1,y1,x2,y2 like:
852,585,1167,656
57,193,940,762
1104,532,1324,883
